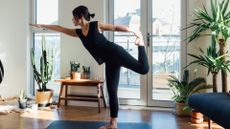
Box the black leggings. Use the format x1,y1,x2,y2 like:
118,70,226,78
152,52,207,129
105,46,149,118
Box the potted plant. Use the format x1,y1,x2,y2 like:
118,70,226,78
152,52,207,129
81,65,90,79
18,90,27,109
70,61,80,80
31,35,54,107
184,0,230,92
168,70,212,116
187,37,230,92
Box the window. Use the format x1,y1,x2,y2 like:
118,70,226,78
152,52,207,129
113,0,141,99
31,0,60,95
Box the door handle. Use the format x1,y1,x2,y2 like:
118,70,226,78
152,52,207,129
147,33,150,47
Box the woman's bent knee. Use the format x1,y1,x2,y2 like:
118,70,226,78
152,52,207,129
139,65,149,75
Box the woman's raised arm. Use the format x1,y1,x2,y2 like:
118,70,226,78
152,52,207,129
99,22,141,36
98,22,143,45
30,24,78,37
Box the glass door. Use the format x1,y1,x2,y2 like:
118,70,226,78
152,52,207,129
109,0,185,107
112,0,147,105
147,0,184,107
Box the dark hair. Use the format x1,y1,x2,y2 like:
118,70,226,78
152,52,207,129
72,5,95,21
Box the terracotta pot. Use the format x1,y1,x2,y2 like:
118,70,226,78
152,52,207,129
81,72,90,79
191,110,204,124
71,72,81,80
175,102,191,116
35,89,53,107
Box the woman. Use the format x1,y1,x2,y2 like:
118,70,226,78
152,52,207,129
30,5,149,129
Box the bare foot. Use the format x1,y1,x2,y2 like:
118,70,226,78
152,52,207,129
99,123,117,129
134,31,145,46
135,36,145,46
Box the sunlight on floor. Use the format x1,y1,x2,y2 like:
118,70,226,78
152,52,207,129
20,108,59,121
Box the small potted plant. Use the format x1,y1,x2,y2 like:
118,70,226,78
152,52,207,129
168,70,212,116
81,65,90,79
18,90,27,109
70,61,81,80
31,35,54,107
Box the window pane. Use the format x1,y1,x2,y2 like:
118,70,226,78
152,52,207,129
152,0,181,100
36,0,58,24
114,0,141,99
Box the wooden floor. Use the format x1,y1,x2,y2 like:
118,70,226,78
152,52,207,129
0,106,223,129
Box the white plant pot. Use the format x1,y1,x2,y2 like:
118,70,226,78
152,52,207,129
72,72,81,80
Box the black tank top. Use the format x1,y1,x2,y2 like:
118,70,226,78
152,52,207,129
76,21,114,65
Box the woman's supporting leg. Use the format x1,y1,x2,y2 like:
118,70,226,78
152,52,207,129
120,46,149,74
105,62,121,118
99,62,121,129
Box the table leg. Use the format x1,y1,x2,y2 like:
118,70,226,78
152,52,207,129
58,84,64,108
208,118,212,129
97,84,101,113
65,85,68,106
100,85,106,108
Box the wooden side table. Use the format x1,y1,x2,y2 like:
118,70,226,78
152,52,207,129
55,79,106,113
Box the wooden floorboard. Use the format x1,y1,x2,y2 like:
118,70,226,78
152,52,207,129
0,106,224,129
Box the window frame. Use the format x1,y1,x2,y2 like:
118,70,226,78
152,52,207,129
108,0,187,107
30,0,60,96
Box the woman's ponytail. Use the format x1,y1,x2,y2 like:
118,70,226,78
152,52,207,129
89,13,95,18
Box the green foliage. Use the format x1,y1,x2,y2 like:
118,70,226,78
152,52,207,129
19,90,27,102
31,35,54,91
82,66,90,73
187,36,230,75
70,61,80,72
184,0,230,42
168,70,212,103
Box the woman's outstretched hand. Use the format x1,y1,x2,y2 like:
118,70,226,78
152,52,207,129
30,23,39,28
133,30,144,46
29,24,45,29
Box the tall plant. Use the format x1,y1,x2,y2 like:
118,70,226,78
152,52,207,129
168,70,212,103
31,35,54,91
184,0,230,92
187,37,230,92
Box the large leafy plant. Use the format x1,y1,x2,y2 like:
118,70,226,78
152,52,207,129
31,35,54,91
168,70,212,103
187,37,230,92
186,0,230,42
184,0,230,92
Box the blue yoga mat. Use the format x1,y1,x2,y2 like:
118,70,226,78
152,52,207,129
46,120,152,129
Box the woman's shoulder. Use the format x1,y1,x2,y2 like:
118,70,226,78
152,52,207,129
90,21,99,24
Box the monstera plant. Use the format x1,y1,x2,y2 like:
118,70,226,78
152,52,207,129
0,59,4,84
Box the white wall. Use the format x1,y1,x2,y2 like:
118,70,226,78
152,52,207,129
186,0,209,79
0,0,29,97
0,0,227,102
59,0,106,106
59,0,105,80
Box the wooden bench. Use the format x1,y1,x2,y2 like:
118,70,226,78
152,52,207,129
55,79,106,113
